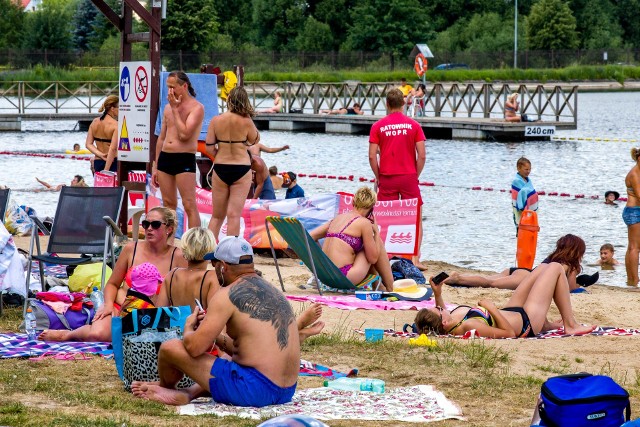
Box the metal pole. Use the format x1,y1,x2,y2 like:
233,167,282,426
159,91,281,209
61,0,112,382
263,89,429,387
514,0,518,68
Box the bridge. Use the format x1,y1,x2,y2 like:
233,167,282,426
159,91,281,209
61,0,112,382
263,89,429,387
0,81,577,140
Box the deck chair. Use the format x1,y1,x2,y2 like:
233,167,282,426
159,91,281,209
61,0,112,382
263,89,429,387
265,216,380,295
0,188,9,224
24,186,125,311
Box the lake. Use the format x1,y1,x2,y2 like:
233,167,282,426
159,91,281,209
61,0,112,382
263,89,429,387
1,91,638,286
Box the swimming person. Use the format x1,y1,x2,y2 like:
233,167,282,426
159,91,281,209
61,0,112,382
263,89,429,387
35,175,88,192
205,87,259,239
596,243,619,266
624,147,640,286
153,71,205,229
85,95,119,173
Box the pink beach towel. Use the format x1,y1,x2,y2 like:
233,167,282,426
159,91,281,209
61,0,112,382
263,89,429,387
286,294,437,310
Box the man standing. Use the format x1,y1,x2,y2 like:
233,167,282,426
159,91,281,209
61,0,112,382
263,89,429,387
132,236,300,407
152,71,204,228
248,154,276,200
369,89,427,270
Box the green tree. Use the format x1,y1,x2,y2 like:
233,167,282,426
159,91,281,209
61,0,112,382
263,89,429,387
252,0,307,51
614,0,640,48
73,0,98,51
312,0,356,50
525,0,578,50
22,0,75,51
574,0,622,48
211,0,254,50
296,16,333,51
0,0,24,49
88,0,121,51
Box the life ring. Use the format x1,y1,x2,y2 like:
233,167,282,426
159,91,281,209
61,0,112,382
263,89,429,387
65,149,91,155
220,71,238,101
414,53,428,77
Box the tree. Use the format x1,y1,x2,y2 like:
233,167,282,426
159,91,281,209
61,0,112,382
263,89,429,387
22,0,75,51
574,0,622,48
211,0,254,49
525,0,579,50
88,0,121,51
312,0,356,50
0,0,24,49
296,16,333,52
252,0,307,51
614,0,640,49
73,0,98,51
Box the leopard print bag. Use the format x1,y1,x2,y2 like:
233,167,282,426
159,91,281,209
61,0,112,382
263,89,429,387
122,327,195,392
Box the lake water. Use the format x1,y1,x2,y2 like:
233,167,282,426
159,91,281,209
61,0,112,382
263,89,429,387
1,91,638,286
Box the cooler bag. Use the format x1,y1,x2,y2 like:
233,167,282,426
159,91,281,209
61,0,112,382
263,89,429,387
539,373,630,427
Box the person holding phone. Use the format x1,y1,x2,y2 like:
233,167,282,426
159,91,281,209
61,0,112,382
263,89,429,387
310,186,394,292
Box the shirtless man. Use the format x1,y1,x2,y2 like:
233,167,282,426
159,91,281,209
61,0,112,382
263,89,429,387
131,236,300,407
248,154,276,200
248,142,290,158
152,71,204,228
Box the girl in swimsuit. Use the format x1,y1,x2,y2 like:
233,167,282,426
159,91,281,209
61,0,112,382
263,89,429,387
205,87,260,240
415,262,596,339
38,207,188,342
505,93,521,122
85,95,119,174
310,187,394,292
624,147,640,286
156,227,220,311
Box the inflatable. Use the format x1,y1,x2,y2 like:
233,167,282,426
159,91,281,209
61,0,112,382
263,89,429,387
197,141,215,162
65,149,91,155
516,209,539,269
414,53,428,77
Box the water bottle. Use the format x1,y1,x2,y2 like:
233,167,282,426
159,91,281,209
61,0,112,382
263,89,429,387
24,306,37,341
323,377,385,393
90,286,104,310
359,378,385,393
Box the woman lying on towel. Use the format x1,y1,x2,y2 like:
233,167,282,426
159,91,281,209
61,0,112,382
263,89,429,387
310,186,394,292
443,234,586,291
415,262,596,338
39,207,188,342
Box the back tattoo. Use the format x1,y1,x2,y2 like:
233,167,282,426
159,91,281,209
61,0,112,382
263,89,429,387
229,276,295,350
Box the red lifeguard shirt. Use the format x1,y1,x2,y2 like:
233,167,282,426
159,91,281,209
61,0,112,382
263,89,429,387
369,112,426,175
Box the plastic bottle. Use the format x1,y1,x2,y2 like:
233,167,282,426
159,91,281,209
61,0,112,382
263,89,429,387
24,306,37,341
323,377,385,393
90,286,104,309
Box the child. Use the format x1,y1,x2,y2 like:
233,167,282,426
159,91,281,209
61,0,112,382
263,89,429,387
511,157,539,231
597,243,619,266
284,171,305,199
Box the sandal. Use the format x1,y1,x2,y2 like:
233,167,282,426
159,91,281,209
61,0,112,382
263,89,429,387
53,353,92,361
28,351,57,362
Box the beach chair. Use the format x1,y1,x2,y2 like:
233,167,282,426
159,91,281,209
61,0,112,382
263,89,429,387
265,216,380,296
0,188,9,223
24,186,125,312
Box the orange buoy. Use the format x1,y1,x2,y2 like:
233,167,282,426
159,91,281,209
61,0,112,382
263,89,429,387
516,210,540,269
197,140,215,162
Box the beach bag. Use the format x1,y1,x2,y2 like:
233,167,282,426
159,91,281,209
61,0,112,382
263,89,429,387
68,263,112,294
537,373,630,427
4,202,34,236
27,300,94,331
112,306,191,381
390,257,426,284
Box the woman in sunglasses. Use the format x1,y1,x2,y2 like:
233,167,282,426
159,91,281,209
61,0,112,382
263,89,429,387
39,207,188,342
414,262,596,339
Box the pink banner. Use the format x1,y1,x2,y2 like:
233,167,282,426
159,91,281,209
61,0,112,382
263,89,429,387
94,171,116,187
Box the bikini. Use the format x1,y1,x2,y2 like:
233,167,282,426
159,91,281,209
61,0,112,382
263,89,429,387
123,241,178,291
207,138,253,186
501,307,536,337
167,269,212,306
93,136,117,172
446,306,494,334
326,216,365,276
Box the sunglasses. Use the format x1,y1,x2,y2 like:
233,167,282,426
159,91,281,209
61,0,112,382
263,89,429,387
141,220,166,230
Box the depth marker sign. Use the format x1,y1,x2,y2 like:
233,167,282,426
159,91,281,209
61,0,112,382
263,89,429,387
118,61,151,162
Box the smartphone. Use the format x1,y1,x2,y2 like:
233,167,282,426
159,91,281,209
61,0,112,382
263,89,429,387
432,272,449,285
194,298,204,312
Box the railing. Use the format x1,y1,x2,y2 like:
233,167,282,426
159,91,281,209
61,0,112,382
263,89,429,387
0,80,577,123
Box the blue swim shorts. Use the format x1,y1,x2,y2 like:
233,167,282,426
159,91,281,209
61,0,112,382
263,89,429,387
209,358,296,407
623,206,640,226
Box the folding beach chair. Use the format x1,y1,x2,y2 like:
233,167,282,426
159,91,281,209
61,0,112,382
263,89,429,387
265,216,380,296
0,188,9,223
24,186,124,312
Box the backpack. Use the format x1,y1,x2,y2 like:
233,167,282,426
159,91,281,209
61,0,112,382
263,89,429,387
390,257,426,284
536,373,630,427
27,300,94,331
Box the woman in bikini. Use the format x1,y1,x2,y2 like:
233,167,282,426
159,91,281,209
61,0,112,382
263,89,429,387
156,227,220,311
205,87,259,240
38,207,188,342
624,147,640,286
310,187,394,292
86,95,119,174
505,93,521,122
415,261,596,339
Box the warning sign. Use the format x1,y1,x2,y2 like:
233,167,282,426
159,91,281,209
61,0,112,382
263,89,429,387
118,61,151,162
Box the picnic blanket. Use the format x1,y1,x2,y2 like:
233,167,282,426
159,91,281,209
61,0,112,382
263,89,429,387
31,260,68,279
299,359,357,379
355,326,640,340
286,294,436,311
179,385,463,422
0,333,111,358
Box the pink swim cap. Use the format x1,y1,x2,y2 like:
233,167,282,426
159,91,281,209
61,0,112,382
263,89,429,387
130,262,163,296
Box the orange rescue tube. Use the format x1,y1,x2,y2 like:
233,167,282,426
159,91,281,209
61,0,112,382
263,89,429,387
197,140,215,162
516,210,540,269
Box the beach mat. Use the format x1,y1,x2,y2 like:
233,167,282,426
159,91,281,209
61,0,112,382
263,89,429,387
0,333,111,358
286,294,436,311
178,385,464,422
355,326,640,340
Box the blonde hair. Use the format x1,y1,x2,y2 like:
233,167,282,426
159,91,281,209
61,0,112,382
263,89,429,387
353,187,377,210
516,157,531,168
631,148,640,162
507,93,518,102
99,95,119,114
72,175,88,187
227,87,255,118
181,227,216,262
148,207,177,238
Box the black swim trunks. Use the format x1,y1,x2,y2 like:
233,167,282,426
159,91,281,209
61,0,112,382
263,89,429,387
94,158,117,173
502,307,536,338
157,151,196,176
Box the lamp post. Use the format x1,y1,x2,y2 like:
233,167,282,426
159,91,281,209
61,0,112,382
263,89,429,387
514,0,518,68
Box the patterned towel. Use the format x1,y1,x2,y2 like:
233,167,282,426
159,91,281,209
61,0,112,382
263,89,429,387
179,385,464,422
0,333,111,358
31,260,68,279
299,359,358,379
286,294,437,311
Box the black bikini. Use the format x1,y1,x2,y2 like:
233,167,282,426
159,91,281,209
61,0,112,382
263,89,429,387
502,307,536,337
167,269,211,306
94,136,112,143
209,140,252,186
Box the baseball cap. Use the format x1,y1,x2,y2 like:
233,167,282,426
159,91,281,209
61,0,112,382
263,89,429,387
203,236,254,264
286,171,297,182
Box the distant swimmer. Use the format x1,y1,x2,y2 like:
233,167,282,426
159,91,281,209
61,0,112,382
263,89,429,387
604,190,620,205
596,243,619,266
35,175,88,192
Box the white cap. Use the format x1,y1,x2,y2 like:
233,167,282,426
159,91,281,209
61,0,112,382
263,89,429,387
203,236,254,264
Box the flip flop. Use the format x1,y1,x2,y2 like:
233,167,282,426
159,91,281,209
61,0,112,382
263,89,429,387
54,353,92,361
28,351,57,362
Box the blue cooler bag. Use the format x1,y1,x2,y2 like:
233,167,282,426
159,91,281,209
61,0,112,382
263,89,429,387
539,373,630,427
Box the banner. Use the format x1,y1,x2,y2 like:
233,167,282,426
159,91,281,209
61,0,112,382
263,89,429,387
94,171,116,187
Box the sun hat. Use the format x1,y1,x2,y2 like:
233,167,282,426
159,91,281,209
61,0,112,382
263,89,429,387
203,236,254,264
604,191,620,200
129,262,164,296
390,279,431,299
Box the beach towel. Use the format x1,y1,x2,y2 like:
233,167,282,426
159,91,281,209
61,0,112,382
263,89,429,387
299,359,358,379
0,333,111,358
286,294,437,311
178,385,464,423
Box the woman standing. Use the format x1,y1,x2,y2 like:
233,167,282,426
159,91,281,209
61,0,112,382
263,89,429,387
624,148,640,286
205,87,259,239
38,207,188,342
86,95,119,173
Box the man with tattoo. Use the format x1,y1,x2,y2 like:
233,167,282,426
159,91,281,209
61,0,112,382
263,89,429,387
131,236,300,407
